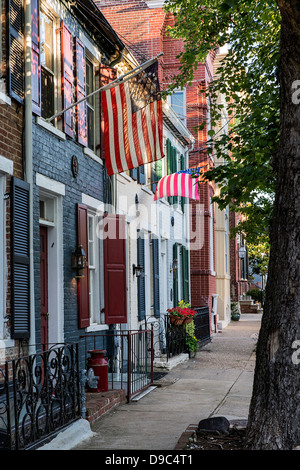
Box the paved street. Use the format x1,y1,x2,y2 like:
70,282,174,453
72,314,261,451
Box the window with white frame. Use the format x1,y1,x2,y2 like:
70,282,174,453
88,211,104,325
86,54,100,155
168,89,186,125
40,5,60,123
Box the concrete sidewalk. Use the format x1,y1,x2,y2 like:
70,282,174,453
69,313,261,451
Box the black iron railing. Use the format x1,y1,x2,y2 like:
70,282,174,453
0,343,81,450
165,307,211,360
193,306,211,345
80,328,154,402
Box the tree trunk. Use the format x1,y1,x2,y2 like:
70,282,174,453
245,0,300,450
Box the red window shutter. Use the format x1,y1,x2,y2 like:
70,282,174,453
61,22,74,138
99,65,117,159
103,214,127,324
31,0,41,115
77,204,90,328
74,37,87,146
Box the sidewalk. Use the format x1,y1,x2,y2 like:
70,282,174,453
69,313,261,451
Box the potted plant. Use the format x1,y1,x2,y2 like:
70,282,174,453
231,302,241,321
167,301,197,325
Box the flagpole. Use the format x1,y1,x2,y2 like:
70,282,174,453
46,52,164,124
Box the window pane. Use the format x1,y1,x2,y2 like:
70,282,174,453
41,67,54,119
41,12,53,71
171,92,184,120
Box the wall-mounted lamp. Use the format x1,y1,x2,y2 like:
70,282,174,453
238,246,246,259
133,264,143,278
72,244,87,278
135,194,140,217
170,258,178,274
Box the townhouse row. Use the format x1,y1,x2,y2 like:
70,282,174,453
0,0,250,369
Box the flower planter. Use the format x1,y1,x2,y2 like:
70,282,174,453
170,315,184,325
184,318,193,324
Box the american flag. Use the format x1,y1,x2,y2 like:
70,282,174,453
101,62,164,176
154,171,200,201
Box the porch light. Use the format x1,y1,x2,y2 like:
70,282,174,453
238,245,246,259
133,264,143,278
72,244,87,278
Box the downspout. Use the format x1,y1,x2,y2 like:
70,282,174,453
24,0,35,353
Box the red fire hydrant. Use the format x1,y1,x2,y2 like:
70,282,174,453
87,349,108,393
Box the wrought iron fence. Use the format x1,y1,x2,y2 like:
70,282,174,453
164,307,211,360
80,328,154,402
193,306,211,345
0,343,81,450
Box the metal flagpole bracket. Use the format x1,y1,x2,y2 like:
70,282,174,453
46,52,164,124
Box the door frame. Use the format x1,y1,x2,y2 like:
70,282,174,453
38,188,64,345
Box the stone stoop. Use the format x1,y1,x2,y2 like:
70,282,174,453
85,390,127,424
239,299,262,314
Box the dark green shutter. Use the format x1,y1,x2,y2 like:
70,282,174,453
182,246,190,303
8,0,25,103
152,236,160,317
137,233,146,320
11,177,30,339
173,243,178,307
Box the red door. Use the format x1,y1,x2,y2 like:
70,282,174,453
40,226,49,348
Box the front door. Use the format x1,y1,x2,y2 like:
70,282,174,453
40,226,49,348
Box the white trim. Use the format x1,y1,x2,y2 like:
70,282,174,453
82,193,105,213
83,146,103,165
0,155,13,175
0,92,11,106
39,191,64,344
144,0,166,7
36,117,66,140
78,30,101,62
36,173,66,196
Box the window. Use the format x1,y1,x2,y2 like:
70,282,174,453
40,8,57,120
169,90,186,124
88,212,104,325
86,57,95,151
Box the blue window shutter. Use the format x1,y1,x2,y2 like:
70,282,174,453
137,232,145,321
152,236,160,317
11,177,30,339
8,0,25,103
138,165,145,185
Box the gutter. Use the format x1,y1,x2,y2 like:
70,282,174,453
24,0,35,352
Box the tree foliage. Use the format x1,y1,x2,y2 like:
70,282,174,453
164,0,281,243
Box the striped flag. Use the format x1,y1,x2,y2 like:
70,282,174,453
101,61,164,176
154,172,200,201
